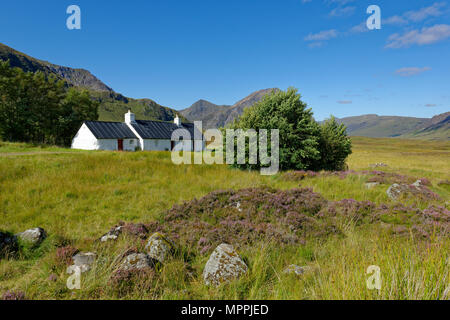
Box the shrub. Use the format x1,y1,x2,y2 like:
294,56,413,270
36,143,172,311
315,116,352,171
226,88,352,172
227,88,321,171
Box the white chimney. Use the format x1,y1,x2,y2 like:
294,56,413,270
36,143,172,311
125,110,136,124
174,114,182,126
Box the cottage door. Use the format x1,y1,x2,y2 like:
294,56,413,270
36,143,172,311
118,139,124,151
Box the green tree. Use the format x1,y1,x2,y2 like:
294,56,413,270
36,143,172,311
56,88,99,146
0,60,99,146
315,116,352,171
227,88,321,171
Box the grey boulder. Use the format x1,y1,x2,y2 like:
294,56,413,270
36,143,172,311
71,252,97,273
145,233,174,263
203,244,248,286
120,253,155,271
100,226,122,242
17,227,46,245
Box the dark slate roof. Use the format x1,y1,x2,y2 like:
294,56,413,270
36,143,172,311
84,121,138,139
131,120,203,140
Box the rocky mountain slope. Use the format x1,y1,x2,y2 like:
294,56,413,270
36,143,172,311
181,88,280,129
0,43,181,122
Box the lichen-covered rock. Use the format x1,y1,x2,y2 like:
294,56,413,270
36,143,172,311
203,244,248,286
71,252,96,273
386,183,440,201
145,233,174,263
120,253,155,271
283,264,309,276
100,226,122,242
16,227,46,245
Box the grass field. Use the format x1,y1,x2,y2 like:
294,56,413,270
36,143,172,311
0,137,449,300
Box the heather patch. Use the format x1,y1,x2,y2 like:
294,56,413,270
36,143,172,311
94,187,447,259
1,290,26,300
284,169,428,186
54,245,79,266
147,187,334,254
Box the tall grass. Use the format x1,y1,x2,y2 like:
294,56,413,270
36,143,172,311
0,137,449,300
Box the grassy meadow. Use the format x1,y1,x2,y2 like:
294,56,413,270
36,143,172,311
0,136,449,300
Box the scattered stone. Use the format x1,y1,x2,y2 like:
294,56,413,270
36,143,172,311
365,182,380,189
145,233,174,263
16,227,47,245
386,183,402,200
283,264,310,276
386,182,440,201
0,232,17,257
370,163,388,168
71,252,96,273
120,253,155,271
203,244,248,286
100,226,123,242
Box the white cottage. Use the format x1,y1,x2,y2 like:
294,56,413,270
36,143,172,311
71,111,205,152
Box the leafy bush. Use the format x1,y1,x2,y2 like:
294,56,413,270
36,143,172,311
226,88,352,172
315,116,352,171
227,88,321,171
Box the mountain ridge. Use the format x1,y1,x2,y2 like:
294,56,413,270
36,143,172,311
181,88,280,129
0,42,182,123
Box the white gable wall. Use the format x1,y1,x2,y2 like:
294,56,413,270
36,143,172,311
71,123,99,150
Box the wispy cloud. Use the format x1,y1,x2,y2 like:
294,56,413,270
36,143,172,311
304,29,339,41
395,67,431,77
337,100,352,104
383,15,408,26
386,24,450,48
351,2,447,34
329,6,356,17
404,2,447,22
425,103,437,107
382,2,447,26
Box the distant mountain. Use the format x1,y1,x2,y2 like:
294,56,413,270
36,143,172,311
335,113,449,140
0,43,182,122
181,88,280,128
399,112,450,140
0,43,112,92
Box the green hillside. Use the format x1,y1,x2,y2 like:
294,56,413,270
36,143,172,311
0,43,183,123
336,114,449,140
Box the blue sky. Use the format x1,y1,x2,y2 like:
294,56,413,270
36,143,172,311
1,0,449,120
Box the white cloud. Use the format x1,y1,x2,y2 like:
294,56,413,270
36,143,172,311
386,24,450,48
337,100,352,104
383,15,408,26
304,29,338,41
404,2,446,22
329,6,356,17
395,67,431,77
425,104,437,107
349,21,369,34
